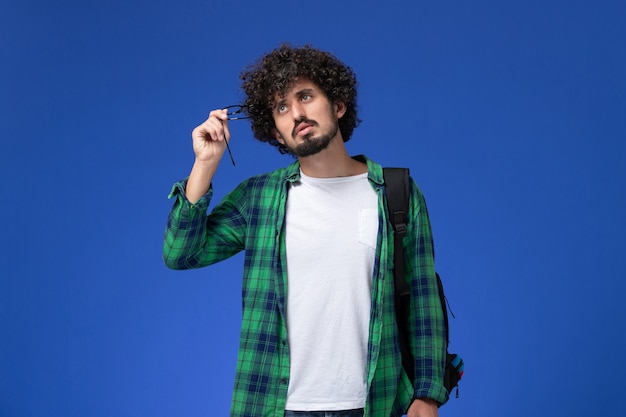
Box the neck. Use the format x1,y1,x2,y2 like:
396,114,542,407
297,135,367,178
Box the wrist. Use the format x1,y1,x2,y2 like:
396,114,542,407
407,398,439,417
186,159,218,204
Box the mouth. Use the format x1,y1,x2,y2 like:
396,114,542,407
294,120,316,137
296,124,313,136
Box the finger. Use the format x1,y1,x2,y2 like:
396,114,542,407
206,118,224,142
193,122,221,145
207,109,229,141
208,108,228,122
222,118,231,142
206,112,229,140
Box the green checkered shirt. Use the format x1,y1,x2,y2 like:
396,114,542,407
163,155,448,416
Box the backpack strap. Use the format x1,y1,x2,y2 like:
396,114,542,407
436,272,451,345
383,167,415,382
384,168,464,397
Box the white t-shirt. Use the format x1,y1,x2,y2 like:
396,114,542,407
284,171,378,411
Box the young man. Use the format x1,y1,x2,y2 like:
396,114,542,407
163,44,448,417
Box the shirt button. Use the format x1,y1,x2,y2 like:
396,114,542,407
280,378,288,384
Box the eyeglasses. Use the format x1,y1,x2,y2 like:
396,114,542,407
224,105,251,121
221,105,251,166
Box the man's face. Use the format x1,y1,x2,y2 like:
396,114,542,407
271,79,346,157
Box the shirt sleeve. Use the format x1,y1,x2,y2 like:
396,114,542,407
163,179,247,270
404,179,449,405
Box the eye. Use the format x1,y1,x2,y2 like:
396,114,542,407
301,94,312,102
277,104,288,114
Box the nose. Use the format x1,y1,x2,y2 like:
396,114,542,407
291,100,304,120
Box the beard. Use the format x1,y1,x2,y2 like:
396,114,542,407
285,117,340,158
292,129,336,157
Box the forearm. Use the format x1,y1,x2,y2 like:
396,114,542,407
407,181,449,404
163,179,247,270
163,181,213,270
186,158,219,204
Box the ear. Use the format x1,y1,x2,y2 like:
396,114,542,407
334,101,347,119
272,128,285,144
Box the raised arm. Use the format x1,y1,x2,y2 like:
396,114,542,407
163,109,246,270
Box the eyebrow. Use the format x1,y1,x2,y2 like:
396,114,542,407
295,88,315,97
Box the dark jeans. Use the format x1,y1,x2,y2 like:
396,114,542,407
284,409,364,417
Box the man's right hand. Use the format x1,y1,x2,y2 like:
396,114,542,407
191,109,231,162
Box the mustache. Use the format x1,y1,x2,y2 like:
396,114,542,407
292,118,318,137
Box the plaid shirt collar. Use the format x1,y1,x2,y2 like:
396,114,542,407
281,154,385,186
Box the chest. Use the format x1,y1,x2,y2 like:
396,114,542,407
285,175,378,253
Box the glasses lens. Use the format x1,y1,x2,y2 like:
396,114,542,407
226,106,242,116
224,105,250,120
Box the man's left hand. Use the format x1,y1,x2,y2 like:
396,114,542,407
406,398,438,417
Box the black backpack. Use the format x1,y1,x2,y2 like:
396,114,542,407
383,167,464,398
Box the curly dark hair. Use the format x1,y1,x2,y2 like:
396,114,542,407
240,44,361,154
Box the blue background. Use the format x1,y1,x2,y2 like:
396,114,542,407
2,1,625,416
